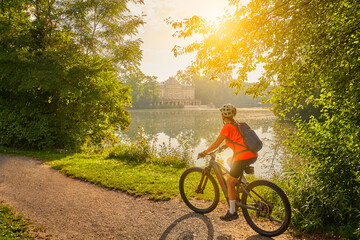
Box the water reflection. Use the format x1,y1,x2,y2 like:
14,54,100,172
118,109,293,179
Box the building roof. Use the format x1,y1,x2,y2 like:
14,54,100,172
160,77,192,87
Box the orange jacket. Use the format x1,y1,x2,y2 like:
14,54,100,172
220,123,258,161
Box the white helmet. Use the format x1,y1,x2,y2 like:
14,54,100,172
220,104,236,117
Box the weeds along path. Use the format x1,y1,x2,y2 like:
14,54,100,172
0,154,298,240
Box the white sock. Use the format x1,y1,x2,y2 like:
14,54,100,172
229,200,236,214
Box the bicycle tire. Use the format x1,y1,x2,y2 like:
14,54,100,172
179,167,219,214
241,180,291,237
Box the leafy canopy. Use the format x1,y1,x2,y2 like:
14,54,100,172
169,0,360,112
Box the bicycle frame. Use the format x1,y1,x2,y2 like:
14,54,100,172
181,149,292,237
204,153,260,211
207,158,230,200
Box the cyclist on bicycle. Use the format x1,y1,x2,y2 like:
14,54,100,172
198,104,258,221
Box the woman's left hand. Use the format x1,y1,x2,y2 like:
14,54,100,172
197,151,207,159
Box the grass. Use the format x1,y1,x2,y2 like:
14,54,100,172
0,146,186,200
46,154,185,200
0,146,260,237
0,201,36,240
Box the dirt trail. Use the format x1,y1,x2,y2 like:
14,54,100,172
0,154,299,240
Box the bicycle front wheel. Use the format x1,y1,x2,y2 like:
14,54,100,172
179,167,219,214
241,180,291,237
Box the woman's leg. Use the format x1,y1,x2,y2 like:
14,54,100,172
221,158,257,221
226,175,237,200
226,156,237,200
220,158,239,221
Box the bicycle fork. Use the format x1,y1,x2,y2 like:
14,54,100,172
195,168,210,194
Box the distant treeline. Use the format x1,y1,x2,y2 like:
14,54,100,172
124,68,270,109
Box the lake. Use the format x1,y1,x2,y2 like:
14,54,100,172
118,108,292,179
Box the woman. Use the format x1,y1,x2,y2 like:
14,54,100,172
198,104,258,221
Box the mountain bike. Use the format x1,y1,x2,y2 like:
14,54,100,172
179,148,291,237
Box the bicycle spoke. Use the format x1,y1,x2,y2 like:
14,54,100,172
241,180,291,237
248,192,284,229
179,167,219,213
269,217,282,224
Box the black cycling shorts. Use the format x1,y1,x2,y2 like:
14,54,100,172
229,157,257,179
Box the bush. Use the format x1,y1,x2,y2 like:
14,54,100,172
108,127,192,168
284,112,360,239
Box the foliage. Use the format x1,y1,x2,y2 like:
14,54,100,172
60,0,144,68
0,47,132,149
0,0,144,149
108,127,151,162
155,135,193,167
285,110,360,239
0,202,35,239
168,0,360,238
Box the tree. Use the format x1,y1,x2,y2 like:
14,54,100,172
124,69,160,108
0,0,143,149
60,0,144,67
169,0,360,238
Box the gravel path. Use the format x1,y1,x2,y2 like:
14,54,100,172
0,154,301,240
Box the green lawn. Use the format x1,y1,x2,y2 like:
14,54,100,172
46,154,185,200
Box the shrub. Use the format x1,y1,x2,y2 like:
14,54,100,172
284,112,360,239
108,127,192,168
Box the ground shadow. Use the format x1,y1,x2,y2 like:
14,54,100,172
159,212,233,240
246,235,274,240
159,212,278,240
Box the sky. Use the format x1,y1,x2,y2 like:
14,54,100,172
129,0,231,82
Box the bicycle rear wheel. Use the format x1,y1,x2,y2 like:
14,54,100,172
179,167,219,214
241,180,291,237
